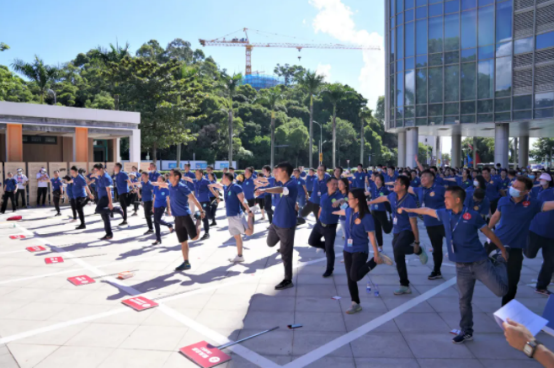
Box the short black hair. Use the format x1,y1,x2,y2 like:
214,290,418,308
508,170,517,177
334,166,343,175
223,173,234,181
430,166,438,172
482,167,491,173
396,176,410,189
141,172,148,177
473,188,485,200
171,169,182,181
184,163,191,168
196,169,204,174
446,186,466,203
421,169,435,178
229,167,235,171
262,165,271,173
70,165,78,172
277,161,293,177
93,163,103,170
115,163,123,169
388,165,395,170
326,176,338,183
357,163,363,168
78,168,86,175
319,164,327,171
207,166,213,170
516,175,533,190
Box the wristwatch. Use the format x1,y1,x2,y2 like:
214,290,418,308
524,340,540,358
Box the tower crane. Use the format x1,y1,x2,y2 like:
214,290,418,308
199,28,380,75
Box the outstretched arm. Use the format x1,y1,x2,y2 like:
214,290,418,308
368,196,389,205
400,207,438,218
415,155,424,172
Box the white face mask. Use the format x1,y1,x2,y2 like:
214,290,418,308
540,180,548,187
473,180,479,187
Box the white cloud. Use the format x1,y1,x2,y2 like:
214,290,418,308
309,0,384,110
303,19,307,25
316,63,332,81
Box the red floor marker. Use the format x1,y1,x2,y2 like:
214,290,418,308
180,342,231,368
7,215,22,221
67,275,96,286
121,296,158,311
9,235,26,240
45,256,64,264
26,246,46,252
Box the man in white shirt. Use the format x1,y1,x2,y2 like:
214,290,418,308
36,167,50,207
14,169,28,208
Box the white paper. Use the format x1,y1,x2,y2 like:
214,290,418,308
494,300,548,336
331,296,341,300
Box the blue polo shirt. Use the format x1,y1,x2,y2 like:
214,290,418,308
72,174,88,198
263,176,275,198
224,183,243,217
305,174,316,193
456,177,472,190
115,171,129,194
66,183,74,199
300,171,307,178
149,171,161,182
141,181,154,202
208,180,217,198
495,196,544,248
50,177,62,191
413,184,445,227
168,182,192,216
434,175,445,186
153,187,169,208
193,178,211,203
530,189,554,240
273,178,299,228
273,181,283,207
388,192,417,234
182,171,195,191
242,177,255,200
384,173,397,191
531,186,548,200
464,196,490,217
97,172,113,199
295,177,306,197
410,177,421,188
309,174,330,205
484,177,502,201
4,178,16,192
318,190,344,225
204,173,218,180
500,178,511,191
436,207,488,263
444,175,457,188
86,173,96,188
344,208,375,253
369,184,390,212
352,171,367,189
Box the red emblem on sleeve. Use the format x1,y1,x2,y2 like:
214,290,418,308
463,213,472,220
523,201,530,207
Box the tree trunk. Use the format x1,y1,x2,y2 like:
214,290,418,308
115,95,120,110
228,110,233,168
332,106,337,169
176,143,181,169
40,88,44,104
270,112,275,168
309,96,313,168
360,118,364,165
152,142,157,164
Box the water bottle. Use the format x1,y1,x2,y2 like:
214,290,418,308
366,282,371,293
374,284,380,297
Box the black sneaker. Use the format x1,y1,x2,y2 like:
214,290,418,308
175,261,191,271
210,220,217,226
452,333,473,344
536,289,552,296
200,233,210,241
275,279,293,290
322,270,333,278
151,241,161,246
100,235,113,240
144,229,154,235
428,271,443,280
75,225,86,230
118,221,128,226
55,213,61,217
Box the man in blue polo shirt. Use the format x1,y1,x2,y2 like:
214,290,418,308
464,188,490,219
305,168,316,197
182,163,197,213
402,186,508,344
92,164,124,240
383,166,398,191
182,169,212,241
253,165,275,224
351,164,367,189
148,162,161,182
138,171,155,235
86,170,97,204
293,168,308,212
114,163,132,226
307,176,344,278
1,172,17,214
50,171,63,216
482,167,502,214
368,176,428,295
299,165,330,221
489,176,554,305
71,166,94,230
256,162,298,290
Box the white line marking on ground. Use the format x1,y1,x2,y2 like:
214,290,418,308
0,249,28,255
284,277,458,368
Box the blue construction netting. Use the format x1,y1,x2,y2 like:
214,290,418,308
241,74,284,90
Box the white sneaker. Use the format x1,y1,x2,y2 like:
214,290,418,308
378,246,383,252
229,255,245,263
380,253,394,266
346,302,362,314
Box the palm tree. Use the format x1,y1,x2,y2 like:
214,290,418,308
11,56,58,104
89,42,130,64
321,83,354,168
219,73,243,167
0,43,9,52
298,70,324,168
359,107,373,164
257,86,284,168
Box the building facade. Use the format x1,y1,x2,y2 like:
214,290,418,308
385,0,554,168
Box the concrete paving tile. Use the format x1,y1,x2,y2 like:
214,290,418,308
394,312,450,333
255,282,297,297
382,297,435,313
296,284,338,297
292,330,353,357
0,353,20,368
300,356,356,368
120,325,188,351
248,295,295,312
34,346,114,368
355,357,420,368
465,333,533,359
99,349,171,368
343,311,399,332
242,311,294,330
66,323,137,348
417,358,485,368
47,304,113,322
350,332,414,358
427,296,466,313
479,358,542,368
439,312,500,333
227,354,291,368
206,294,252,311
237,328,293,356
403,332,474,358
295,297,342,313
7,343,59,368
163,351,217,368
141,308,201,327
16,323,90,346
5,302,68,321
294,311,347,332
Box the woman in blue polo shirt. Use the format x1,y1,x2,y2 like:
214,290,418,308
152,176,174,245
333,188,393,314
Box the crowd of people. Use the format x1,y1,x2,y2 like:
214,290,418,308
1,159,554,356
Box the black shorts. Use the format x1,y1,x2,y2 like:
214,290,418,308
255,197,265,207
174,215,197,243
247,198,256,207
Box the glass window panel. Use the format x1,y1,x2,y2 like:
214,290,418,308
406,0,415,9
478,60,494,99
461,10,477,49
391,17,396,29
461,101,476,113
417,0,428,5
397,119,404,127
397,107,404,118
461,48,477,61
513,110,532,120
445,51,460,64
430,3,444,16
515,37,534,54
429,16,444,53
478,113,493,122
478,45,494,60
535,92,554,108
496,42,512,57
445,65,460,101
397,25,404,59
416,19,428,54
406,57,415,69
416,55,428,67
479,0,493,6
390,75,395,107
406,22,415,57
391,0,395,15
391,28,395,61
391,62,395,74
405,106,415,118
417,105,428,116
397,73,404,107
445,0,460,13
398,59,404,72
429,103,444,115
537,31,554,50
461,62,477,100
406,9,415,22
397,0,404,13
495,112,510,121
478,99,493,112
405,119,415,127
461,115,476,123
416,6,427,19
416,118,428,126
535,109,554,119
495,98,511,112
478,6,494,46
462,0,477,10
445,116,459,124
513,95,532,110
445,13,460,51
398,12,404,24
495,57,512,97
496,0,513,43
416,69,428,103
429,53,444,66
405,70,416,105
445,102,460,114
429,67,444,102
390,108,395,119
429,117,443,125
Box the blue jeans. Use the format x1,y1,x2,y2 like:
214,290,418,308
456,258,508,335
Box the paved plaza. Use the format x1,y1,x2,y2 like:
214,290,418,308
0,203,551,368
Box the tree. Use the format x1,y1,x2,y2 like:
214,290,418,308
165,38,193,63
298,70,325,167
136,40,166,63
219,73,243,166
11,56,58,104
531,138,554,166
462,137,495,164
359,107,372,164
418,143,433,165
0,65,35,102
256,86,284,167
275,118,309,166
274,64,306,86
0,43,9,52
321,83,354,168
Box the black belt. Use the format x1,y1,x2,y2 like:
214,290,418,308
320,222,338,228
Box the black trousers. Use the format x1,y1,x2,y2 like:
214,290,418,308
119,192,129,221
371,210,393,246
208,197,218,220
154,206,173,241
502,248,524,306
15,189,26,207
144,201,153,230
308,222,338,272
70,198,77,219
344,251,377,304
75,196,86,226
199,201,210,233
1,191,16,213
52,190,61,214
264,195,273,224
427,225,445,274
490,197,500,215
37,187,47,206
526,231,554,291
90,186,98,204
300,201,319,220
267,224,296,281
392,230,419,286
95,196,124,237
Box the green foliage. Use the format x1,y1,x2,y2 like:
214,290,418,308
0,65,35,102
0,43,9,52
462,137,495,163
531,138,554,164
11,55,58,104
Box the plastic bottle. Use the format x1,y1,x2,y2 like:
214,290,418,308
374,284,380,297
366,282,371,293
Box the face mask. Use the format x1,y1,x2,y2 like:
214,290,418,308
509,187,522,198
473,180,479,187
540,180,548,186
528,175,535,180
377,168,382,172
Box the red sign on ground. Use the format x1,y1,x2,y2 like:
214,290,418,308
9,235,26,240
67,275,96,286
45,257,64,264
180,341,231,368
26,246,46,252
121,296,158,311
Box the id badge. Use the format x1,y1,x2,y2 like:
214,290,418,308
347,238,353,247
393,217,398,225
318,191,321,196
422,202,425,207
373,204,378,209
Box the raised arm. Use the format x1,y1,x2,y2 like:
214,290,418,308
400,207,438,218
543,201,554,212
368,196,389,205
332,209,346,216
414,155,424,172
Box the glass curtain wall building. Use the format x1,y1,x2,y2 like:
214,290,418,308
385,0,554,168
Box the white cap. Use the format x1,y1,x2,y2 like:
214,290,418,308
540,173,552,182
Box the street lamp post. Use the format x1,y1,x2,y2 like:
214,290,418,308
313,120,323,166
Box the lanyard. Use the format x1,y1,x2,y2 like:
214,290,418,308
395,193,408,209
349,210,358,236
449,208,466,235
